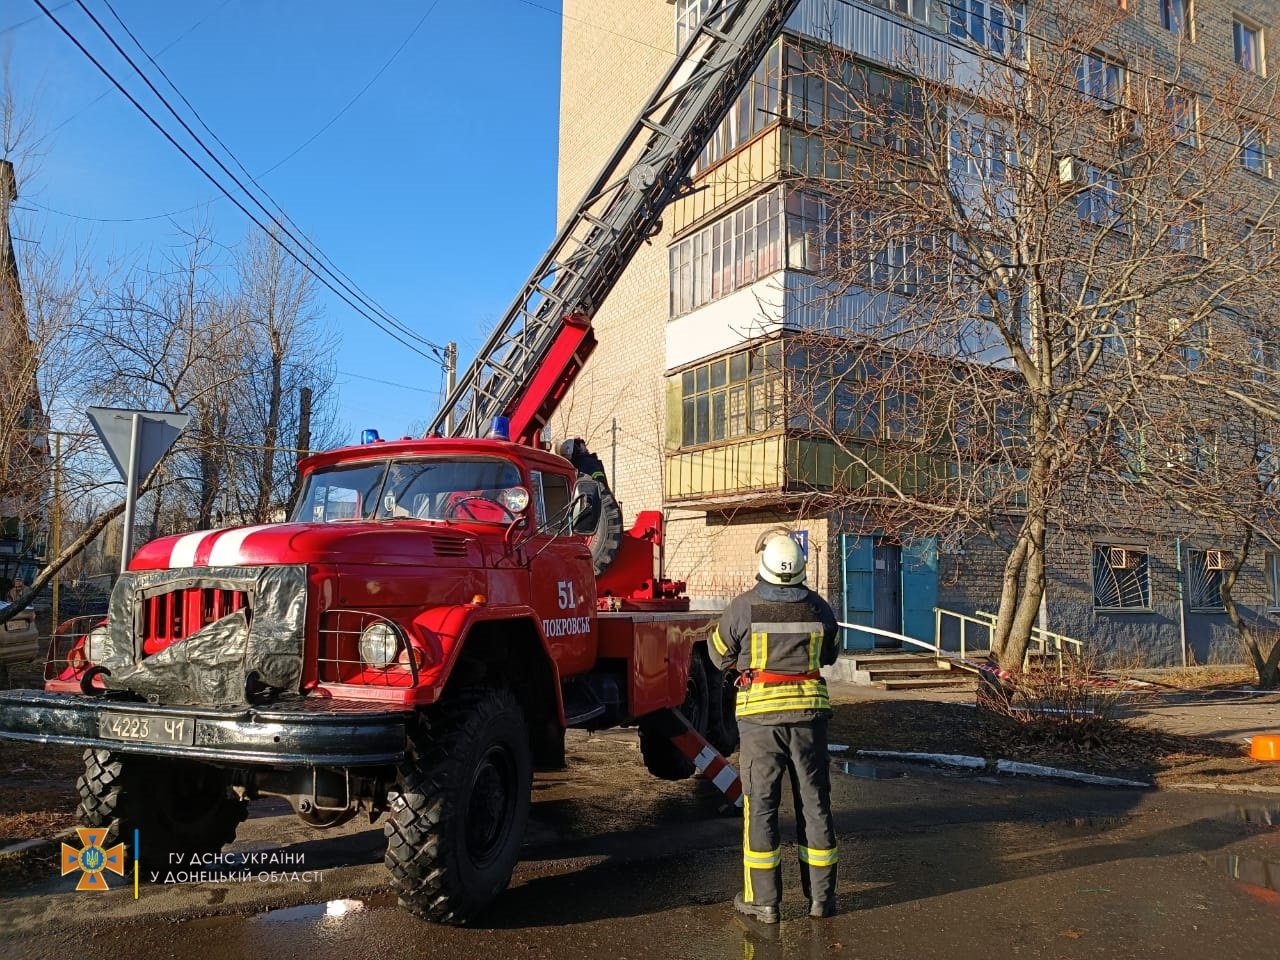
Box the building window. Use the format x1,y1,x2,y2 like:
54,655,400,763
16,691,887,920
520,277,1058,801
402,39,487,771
1186,549,1225,611
1172,318,1208,370
1166,90,1197,144
1267,553,1280,608
1170,201,1204,255
1234,17,1264,75
1241,125,1271,176
870,222,938,295
1159,0,1191,38
1242,218,1278,268
874,0,929,20
1076,164,1126,229
949,113,1015,219
1093,545,1151,610
674,0,715,50
782,43,926,156
785,192,837,271
668,191,783,318
1185,430,1217,475
674,342,783,447
695,41,782,172
948,1,1025,58
1257,440,1280,493
1076,52,1124,107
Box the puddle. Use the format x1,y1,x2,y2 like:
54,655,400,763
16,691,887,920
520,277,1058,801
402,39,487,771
834,762,905,780
252,899,367,924
1063,815,1130,830
1212,853,1280,900
1194,804,1280,829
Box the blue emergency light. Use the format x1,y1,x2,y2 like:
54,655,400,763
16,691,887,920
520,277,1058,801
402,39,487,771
487,417,511,441
361,429,380,445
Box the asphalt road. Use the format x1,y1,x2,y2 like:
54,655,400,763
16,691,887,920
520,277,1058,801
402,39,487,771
2,730,1278,960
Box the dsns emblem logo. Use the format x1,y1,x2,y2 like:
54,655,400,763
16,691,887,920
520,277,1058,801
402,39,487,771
61,827,126,891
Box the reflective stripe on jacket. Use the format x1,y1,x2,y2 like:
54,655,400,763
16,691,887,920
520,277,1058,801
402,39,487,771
710,579,840,722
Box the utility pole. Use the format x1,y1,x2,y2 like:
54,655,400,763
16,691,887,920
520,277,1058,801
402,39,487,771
444,343,458,434
50,433,61,631
285,387,313,518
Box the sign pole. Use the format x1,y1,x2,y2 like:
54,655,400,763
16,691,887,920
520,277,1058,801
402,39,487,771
119,413,142,574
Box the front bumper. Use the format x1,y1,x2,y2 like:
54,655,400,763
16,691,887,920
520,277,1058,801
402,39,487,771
0,689,409,767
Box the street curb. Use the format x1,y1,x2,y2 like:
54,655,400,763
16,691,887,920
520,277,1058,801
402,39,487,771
1163,781,1280,795
0,827,76,860
994,759,1151,788
852,748,1152,788
856,749,986,769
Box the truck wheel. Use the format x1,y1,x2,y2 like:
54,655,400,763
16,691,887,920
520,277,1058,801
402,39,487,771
706,654,740,758
587,484,624,576
76,749,246,870
385,689,532,924
638,652,709,780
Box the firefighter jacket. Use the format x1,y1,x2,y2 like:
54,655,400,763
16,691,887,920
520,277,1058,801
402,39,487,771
710,579,840,723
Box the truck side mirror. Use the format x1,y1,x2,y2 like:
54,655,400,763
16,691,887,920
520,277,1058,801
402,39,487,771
570,477,601,535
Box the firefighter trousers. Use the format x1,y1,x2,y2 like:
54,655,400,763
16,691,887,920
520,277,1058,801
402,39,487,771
739,717,838,908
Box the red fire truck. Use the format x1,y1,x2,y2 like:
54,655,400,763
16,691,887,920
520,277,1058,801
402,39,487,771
0,0,801,923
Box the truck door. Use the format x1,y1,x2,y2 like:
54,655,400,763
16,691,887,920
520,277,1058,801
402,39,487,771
528,469,598,676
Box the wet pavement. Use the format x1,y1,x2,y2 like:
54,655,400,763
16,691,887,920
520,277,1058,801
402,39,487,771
3,730,1280,959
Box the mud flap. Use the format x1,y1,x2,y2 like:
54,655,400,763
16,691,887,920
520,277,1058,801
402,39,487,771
649,707,742,808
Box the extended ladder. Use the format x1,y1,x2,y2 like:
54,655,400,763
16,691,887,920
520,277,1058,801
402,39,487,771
427,0,801,443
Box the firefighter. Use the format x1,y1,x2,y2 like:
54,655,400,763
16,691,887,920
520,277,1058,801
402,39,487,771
711,531,840,923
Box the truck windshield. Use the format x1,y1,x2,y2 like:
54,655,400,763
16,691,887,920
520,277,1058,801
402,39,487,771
294,457,524,523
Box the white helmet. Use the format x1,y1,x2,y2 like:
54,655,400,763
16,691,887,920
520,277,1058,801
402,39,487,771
757,532,806,585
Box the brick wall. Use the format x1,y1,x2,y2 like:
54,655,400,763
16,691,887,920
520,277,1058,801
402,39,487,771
555,0,1280,665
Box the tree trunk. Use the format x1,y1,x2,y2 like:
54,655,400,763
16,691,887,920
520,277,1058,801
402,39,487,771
991,535,1028,657
1220,528,1280,689
255,342,283,523
285,386,312,518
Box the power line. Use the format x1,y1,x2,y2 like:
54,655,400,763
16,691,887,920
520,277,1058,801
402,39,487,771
16,199,211,223
336,369,435,393
78,0,440,356
508,0,675,56
46,0,235,137
34,0,444,364
0,0,72,34
257,2,442,178
95,0,439,352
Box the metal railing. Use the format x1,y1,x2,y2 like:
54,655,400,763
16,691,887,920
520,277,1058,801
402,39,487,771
932,607,1084,676
838,620,941,656
933,607,994,664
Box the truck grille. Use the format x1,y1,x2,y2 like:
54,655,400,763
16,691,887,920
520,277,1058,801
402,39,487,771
142,587,248,655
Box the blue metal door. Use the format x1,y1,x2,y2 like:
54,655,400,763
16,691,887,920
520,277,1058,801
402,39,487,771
901,536,939,646
841,534,874,650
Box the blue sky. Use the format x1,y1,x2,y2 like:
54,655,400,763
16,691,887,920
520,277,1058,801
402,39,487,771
4,0,570,439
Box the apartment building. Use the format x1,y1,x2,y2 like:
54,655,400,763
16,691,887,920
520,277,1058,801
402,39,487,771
556,0,1280,666
0,160,48,593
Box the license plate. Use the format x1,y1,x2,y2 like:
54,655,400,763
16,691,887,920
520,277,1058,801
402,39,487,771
99,712,196,746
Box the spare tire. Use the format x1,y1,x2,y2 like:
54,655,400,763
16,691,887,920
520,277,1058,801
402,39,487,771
587,482,624,576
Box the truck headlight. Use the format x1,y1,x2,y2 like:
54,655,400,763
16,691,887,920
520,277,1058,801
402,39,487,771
84,625,109,663
359,622,400,668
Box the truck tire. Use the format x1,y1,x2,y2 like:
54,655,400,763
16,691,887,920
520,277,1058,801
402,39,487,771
638,652,709,780
706,656,740,758
587,483,624,576
76,749,246,871
385,688,532,924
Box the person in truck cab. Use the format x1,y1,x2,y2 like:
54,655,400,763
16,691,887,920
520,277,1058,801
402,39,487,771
710,532,840,924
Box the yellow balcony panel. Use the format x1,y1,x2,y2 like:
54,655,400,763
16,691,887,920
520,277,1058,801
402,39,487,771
670,128,782,235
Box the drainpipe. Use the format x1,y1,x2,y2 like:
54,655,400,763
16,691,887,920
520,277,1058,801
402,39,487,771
1175,537,1189,668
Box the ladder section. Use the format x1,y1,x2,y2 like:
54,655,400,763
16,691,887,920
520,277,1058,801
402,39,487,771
428,0,803,443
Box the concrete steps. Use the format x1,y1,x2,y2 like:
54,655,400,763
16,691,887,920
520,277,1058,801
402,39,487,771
826,649,977,690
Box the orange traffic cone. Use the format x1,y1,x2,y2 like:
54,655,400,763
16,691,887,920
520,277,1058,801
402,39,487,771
1249,734,1280,761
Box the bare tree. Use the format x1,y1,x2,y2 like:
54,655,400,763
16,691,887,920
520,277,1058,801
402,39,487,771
778,2,1280,672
